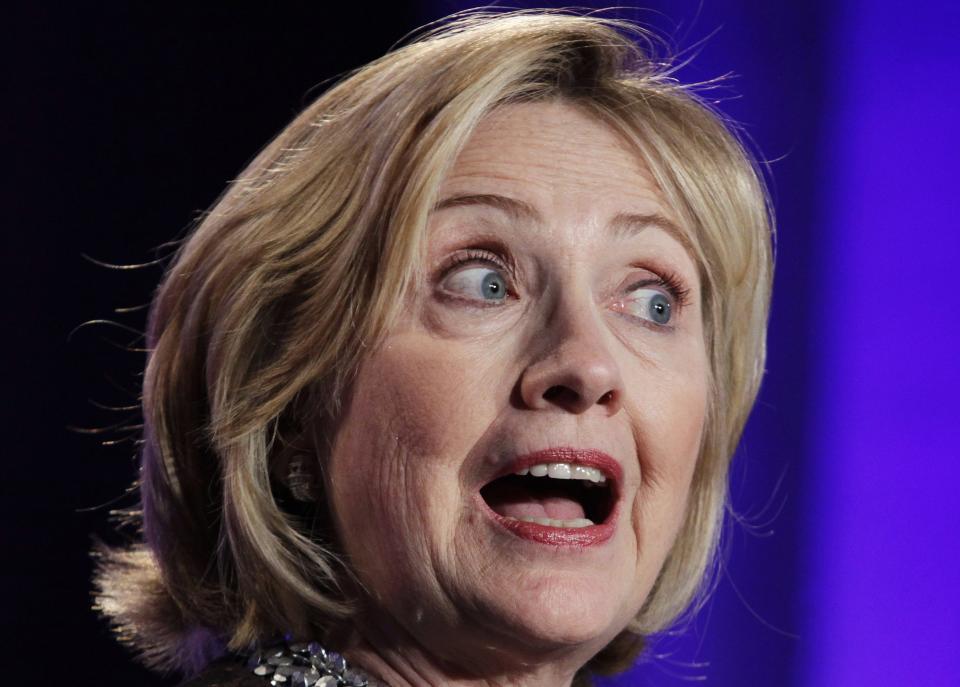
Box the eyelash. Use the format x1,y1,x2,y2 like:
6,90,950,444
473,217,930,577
436,248,515,300
626,269,692,309
440,248,510,273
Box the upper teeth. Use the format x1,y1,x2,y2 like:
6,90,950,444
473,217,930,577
514,462,606,483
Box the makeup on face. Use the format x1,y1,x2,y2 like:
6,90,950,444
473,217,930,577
325,100,709,669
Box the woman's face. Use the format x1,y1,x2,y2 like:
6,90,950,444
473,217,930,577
325,101,708,670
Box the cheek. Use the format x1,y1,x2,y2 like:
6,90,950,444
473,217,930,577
325,332,508,570
350,334,498,460
629,353,708,547
648,372,706,473
333,337,471,480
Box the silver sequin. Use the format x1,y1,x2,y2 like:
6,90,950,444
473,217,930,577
248,640,383,687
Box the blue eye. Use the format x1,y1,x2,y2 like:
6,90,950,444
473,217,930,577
443,265,508,301
624,288,672,325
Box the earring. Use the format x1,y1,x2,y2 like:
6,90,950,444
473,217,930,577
287,452,319,502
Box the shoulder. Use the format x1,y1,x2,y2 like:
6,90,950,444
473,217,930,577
179,658,262,687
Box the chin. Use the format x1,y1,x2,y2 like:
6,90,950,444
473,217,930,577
474,567,639,654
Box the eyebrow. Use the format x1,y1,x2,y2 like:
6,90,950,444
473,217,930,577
433,193,539,224
609,211,695,256
433,193,694,254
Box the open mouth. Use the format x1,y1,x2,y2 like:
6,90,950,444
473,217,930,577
480,461,616,530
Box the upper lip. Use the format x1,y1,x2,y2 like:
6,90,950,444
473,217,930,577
488,447,624,486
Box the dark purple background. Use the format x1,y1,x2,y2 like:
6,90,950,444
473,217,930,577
5,2,957,685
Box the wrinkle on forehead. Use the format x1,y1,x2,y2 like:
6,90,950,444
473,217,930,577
434,100,699,266
448,101,663,196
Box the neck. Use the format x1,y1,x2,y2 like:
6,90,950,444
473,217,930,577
337,614,587,687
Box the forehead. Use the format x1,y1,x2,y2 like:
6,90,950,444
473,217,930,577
444,101,663,203
435,100,695,256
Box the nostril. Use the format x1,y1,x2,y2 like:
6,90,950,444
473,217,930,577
543,386,577,404
541,385,616,412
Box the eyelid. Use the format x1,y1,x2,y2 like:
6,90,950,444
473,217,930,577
609,268,692,331
434,247,516,302
435,248,515,283
625,269,692,309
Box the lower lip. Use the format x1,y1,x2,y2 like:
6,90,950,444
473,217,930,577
480,500,618,547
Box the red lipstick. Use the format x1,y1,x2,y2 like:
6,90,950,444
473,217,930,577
479,447,621,547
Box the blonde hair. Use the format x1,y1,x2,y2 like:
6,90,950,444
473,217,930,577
94,9,773,683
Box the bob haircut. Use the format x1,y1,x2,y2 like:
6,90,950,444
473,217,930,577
95,9,773,682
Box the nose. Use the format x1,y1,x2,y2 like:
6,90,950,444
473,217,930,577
518,296,624,416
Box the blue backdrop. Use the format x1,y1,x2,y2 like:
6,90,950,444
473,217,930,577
422,2,960,684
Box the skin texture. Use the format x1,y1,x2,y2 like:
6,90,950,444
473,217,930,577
324,101,709,687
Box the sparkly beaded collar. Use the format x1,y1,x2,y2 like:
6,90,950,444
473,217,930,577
246,641,386,687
